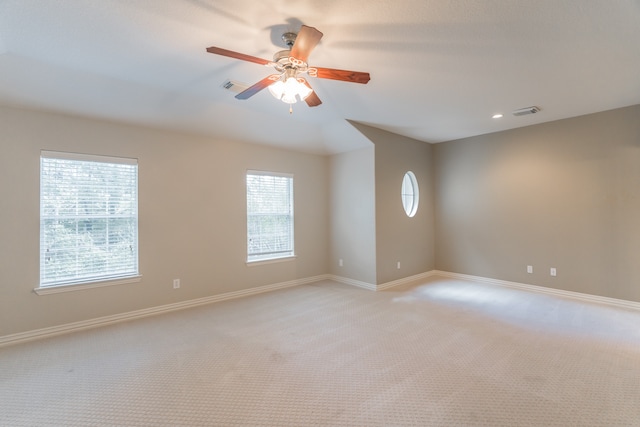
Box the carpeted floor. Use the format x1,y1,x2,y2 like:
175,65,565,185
1,276,640,426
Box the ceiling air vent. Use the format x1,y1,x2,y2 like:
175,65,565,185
221,80,248,94
512,106,541,116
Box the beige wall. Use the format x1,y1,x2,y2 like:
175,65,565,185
350,123,436,285
0,106,329,336
434,105,640,302
329,146,376,284
4,101,640,338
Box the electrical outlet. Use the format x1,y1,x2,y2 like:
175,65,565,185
339,259,343,267
397,261,401,269
550,268,557,277
173,279,180,289
527,265,533,274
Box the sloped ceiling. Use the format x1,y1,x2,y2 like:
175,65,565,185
0,0,639,154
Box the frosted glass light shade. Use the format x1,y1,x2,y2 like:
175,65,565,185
268,76,312,104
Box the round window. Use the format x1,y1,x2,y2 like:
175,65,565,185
401,171,419,217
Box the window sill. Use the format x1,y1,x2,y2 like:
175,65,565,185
33,275,142,295
246,256,297,267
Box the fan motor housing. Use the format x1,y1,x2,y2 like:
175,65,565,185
273,50,291,64
281,32,297,48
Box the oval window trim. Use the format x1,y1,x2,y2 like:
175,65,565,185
401,171,419,217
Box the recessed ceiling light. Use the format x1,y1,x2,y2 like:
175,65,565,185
492,113,503,119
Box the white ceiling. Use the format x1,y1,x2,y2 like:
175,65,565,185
1,0,639,154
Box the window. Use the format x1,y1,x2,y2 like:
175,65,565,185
40,151,139,288
401,171,419,217
246,171,294,263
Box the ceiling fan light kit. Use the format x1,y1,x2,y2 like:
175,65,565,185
268,73,312,103
206,25,370,113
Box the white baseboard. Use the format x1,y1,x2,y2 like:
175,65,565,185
334,268,640,311
328,275,376,291
376,271,438,291
434,270,640,311
0,274,330,348
329,271,438,291
5,271,639,348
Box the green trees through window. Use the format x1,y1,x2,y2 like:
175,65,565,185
246,171,294,262
40,152,138,286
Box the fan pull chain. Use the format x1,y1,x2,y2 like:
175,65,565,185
289,104,293,114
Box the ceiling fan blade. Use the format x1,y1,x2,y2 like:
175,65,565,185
290,25,323,63
300,79,322,107
313,67,371,84
206,46,270,66
235,74,280,100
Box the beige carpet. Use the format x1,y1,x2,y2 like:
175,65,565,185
1,276,640,426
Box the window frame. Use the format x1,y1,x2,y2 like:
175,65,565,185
401,171,420,218
246,170,295,265
35,150,141,294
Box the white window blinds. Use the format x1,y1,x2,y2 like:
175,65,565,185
246,171,294,262
40,151,139,287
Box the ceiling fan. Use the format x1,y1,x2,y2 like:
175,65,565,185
206,25,370,113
